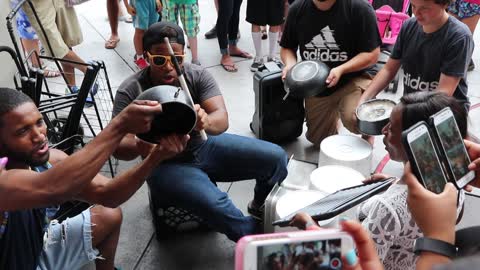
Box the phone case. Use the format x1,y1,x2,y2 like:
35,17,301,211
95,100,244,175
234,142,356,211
235,230,351,270
401,121,449,192
428,107,472,189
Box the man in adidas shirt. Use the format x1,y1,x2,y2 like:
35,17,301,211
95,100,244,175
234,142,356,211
359,0,474,114
280,0,381,146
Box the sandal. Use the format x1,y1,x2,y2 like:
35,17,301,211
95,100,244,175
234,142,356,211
105,38,120,49
221,63,237,72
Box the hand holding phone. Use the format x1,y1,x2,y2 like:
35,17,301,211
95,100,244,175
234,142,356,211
402,121,448,193
235,230,354,270
430,108,474,189
464,139,480,190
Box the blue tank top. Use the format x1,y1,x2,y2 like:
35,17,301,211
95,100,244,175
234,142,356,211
0,163,55,269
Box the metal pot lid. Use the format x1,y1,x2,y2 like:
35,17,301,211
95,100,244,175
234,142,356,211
356,99,396,122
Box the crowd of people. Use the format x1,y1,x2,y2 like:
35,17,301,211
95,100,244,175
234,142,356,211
2,0,480,269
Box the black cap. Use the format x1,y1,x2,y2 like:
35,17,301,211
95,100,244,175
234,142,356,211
143,22,185,52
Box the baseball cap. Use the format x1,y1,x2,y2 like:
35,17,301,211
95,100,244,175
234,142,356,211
143,21,186,52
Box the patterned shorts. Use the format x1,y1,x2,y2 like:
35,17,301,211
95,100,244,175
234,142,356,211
448,0,480,19
10,0,38,40
162,0,200,37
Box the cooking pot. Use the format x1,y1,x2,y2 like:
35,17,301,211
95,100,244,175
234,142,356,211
135,85,197,143
356,99,396,136
284,60,330,99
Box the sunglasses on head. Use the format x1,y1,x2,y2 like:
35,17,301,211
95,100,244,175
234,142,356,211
147,52,186,67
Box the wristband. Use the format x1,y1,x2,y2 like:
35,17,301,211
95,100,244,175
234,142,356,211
413,237,457,258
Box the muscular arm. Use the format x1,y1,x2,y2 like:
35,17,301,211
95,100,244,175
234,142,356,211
198,95,228,135
114,133,143,161
0,117,128,210
359,58,402,104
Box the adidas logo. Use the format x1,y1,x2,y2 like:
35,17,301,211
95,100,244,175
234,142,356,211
404,73,439,91
303,26,348,62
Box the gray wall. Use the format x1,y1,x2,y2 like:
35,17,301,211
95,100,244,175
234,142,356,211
0,0,19,88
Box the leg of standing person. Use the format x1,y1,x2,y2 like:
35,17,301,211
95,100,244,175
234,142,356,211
106,0,121,49
23,0,89,87
266,0,284,61
205,0,219,39
246,0,265,71
178,2,201,65
217,0,238,71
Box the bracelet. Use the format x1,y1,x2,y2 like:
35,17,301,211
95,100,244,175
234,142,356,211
413,237,457,259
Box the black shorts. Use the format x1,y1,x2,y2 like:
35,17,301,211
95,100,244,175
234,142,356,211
246,0,285,26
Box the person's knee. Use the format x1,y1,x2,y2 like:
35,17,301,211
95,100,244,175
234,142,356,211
92,205,123,230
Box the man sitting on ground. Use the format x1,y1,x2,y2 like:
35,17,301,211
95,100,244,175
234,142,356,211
0,88,188,269
113,22,288,242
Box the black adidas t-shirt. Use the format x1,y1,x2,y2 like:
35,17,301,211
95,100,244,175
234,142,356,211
281,0,381,96
391,16,473,109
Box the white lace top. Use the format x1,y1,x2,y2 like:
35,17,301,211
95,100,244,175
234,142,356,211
357,182,464,270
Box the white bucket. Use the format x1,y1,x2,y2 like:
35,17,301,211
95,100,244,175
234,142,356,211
310,165,365,194
319,135,373,177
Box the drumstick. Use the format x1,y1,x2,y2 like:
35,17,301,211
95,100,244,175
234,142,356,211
164,37,208,141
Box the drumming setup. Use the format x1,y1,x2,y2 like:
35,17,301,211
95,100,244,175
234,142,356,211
133,53,397,233
263,60,397,233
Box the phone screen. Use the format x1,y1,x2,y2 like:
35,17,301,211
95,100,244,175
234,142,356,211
409,128,446,194
435,115,472,183
256,239,343,270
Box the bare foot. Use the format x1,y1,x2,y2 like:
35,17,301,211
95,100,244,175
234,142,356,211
220,55,237,72
228,46,253,59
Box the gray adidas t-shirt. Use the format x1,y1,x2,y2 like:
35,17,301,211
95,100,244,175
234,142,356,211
112,63,222,152
391,16,474,109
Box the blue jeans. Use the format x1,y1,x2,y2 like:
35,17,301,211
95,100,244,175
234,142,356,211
147,133,288,241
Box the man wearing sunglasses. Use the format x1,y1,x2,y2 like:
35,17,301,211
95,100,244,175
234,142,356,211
112,22,289,242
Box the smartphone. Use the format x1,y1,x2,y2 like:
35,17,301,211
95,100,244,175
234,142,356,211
402,121,448,194
235,230,354,270
430,108,474,189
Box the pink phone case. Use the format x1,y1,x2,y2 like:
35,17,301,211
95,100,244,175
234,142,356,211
235,232,289,270
235,229,339,270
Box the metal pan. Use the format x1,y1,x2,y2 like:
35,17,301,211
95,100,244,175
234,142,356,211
135,85,197,143
283,60,330,99
356,99,396,135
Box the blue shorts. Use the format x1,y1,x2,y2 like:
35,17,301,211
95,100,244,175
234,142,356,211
131,0,160,30
36,208,100,270
448,0,480,19
10,0,38,40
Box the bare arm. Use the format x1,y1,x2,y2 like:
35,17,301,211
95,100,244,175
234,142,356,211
280,47,298,80
194,96,228,135
359,58,402,104
326,48,381,88
77,134,189,208
0,101,161,211
437,74,460,97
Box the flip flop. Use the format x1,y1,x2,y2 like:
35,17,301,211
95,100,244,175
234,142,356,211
229,51,253,59
221,63,238,72
105,38,120,49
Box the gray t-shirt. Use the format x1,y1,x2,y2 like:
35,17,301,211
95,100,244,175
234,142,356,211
391,16,474,108
112,63,222,152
